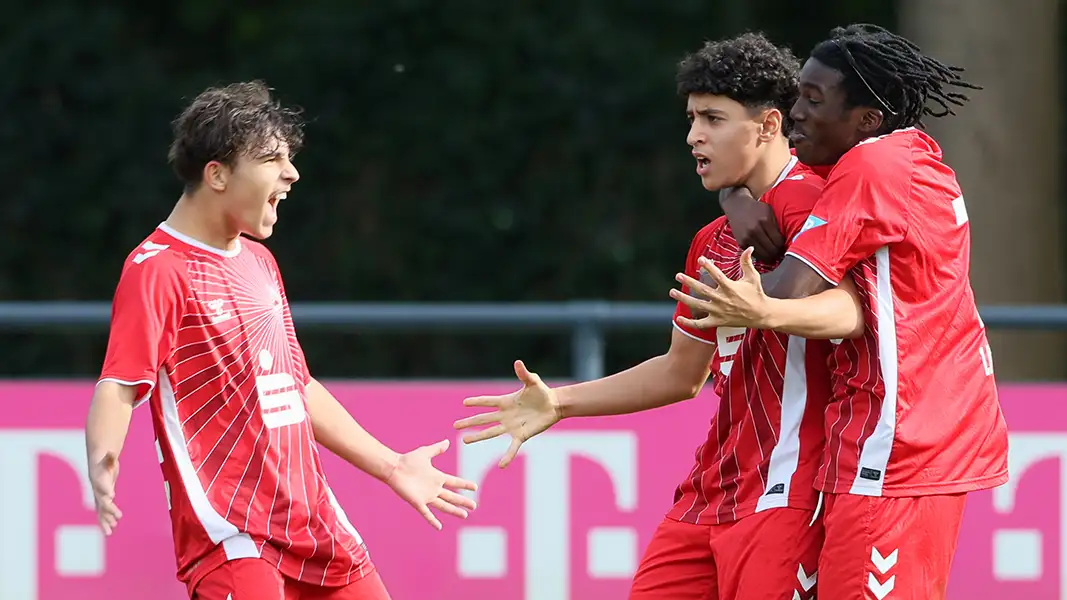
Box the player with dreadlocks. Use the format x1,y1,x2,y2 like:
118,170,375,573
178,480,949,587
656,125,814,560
673,24,1009,599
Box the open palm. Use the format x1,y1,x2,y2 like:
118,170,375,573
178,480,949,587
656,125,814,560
453,360,562,468
387,439,478,530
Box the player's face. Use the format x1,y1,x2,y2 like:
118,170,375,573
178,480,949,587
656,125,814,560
790,58,879,166
221,138,300,240
686,94,771,192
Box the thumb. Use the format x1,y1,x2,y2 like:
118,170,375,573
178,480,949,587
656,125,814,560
740,247,761,286
431,438,450,456
514,360,541,387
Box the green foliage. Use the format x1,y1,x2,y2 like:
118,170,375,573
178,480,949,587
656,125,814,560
1,1,895,378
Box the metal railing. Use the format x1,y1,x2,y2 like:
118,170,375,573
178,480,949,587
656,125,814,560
2,301,1067,380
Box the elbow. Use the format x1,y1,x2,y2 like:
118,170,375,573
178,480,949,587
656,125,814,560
679,379,705,401
671,364,710,401
842,319,865,339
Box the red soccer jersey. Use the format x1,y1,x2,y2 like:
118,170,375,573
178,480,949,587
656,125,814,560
98,224,370,592
786,128,1009,496
668,157,834,524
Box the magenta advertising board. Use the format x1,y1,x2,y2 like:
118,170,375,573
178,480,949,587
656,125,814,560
0,380,1063,599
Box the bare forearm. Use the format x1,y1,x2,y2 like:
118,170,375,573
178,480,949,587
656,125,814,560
763,256,834,300
85,383,136,461
761,289,864,339
556,355,707,419
306,378,399,482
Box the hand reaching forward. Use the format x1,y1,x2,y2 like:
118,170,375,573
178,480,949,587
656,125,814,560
453,360,562,469
671,247,771,330
89,452,123,535
387,439,478,530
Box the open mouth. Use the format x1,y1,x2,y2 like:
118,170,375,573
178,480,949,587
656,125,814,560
268,191,287,209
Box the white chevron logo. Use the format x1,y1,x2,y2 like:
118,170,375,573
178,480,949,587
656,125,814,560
796,564,817,591
871,547,899,573
133,241,170,264
868,573,896,599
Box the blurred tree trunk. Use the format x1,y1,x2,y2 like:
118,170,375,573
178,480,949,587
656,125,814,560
900,0,1065,381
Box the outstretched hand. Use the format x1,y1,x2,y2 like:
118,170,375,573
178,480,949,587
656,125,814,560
387,439,478,530
453,360,562,468
671,247,771,330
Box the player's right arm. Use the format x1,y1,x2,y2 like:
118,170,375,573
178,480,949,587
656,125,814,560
85,250,187,534
454,226,720,468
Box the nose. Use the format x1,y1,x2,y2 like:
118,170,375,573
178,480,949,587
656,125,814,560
282,158,300,183
686,123,704,148
789,99,806,123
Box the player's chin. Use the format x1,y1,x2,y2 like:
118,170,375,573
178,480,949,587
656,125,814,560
699,174,726,192
244,220,276,240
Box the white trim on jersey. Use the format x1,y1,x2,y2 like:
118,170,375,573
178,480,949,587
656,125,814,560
158,368,260,559
755,336,808,512
324,486,365,547
672,322,715,345
158,222,242,258
96,377,155,408
849,246,899,496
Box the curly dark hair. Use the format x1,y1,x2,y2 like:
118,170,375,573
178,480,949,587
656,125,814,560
168,80,305,190
677,32,800,132
810,24,980,132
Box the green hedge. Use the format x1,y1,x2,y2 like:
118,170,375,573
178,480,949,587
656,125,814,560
1,1,894,377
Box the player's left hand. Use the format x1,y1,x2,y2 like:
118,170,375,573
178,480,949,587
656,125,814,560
671,247,770,330
386,439,478,531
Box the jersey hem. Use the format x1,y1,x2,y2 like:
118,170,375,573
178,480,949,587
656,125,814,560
672,321,715,345
666,494,820,525
182,540,372,595
817,469,1009,497
96,376,155,408
783,250,841,286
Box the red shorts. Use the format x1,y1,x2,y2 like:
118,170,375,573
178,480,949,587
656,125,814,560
629,507,822,600
819,492,967,600
191,558,391,600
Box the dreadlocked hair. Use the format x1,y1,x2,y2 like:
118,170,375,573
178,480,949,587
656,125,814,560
810,24,981,131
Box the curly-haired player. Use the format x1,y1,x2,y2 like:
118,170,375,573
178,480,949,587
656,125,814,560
677,24,1009,599
85,81,478,600
455,33,866,600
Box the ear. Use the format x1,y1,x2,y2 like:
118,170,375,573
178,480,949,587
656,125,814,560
758,108,783,142
203,161,229,192
858,108,884,136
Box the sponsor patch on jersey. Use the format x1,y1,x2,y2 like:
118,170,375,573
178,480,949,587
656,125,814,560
859,467,882,481
765,483,785,495
793,215,828,241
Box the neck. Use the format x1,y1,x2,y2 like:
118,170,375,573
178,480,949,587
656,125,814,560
165,192,240,252
743,139,794,199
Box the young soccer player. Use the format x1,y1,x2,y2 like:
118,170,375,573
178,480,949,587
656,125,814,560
674,24,1010,600
84,81,477,600
455,33,863,600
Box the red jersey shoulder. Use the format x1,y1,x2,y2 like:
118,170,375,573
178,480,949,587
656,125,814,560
118,230,189,279
692,216,729,250
829,128,922,184
765,164,826,241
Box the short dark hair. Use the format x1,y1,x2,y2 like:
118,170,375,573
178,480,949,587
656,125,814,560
810,24,981,132
676,32,800,131
168,80,305,190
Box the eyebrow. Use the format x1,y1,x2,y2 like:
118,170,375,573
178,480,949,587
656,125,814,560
689,108,726,117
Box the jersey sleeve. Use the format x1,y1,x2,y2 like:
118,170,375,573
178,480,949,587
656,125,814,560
771,174,826,243
672,221,721,345
98,255,188,407
785,150,910,285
